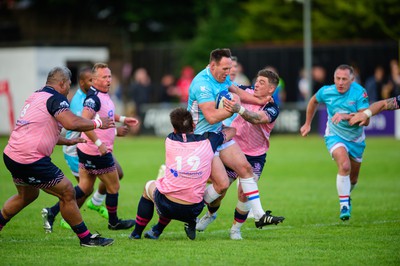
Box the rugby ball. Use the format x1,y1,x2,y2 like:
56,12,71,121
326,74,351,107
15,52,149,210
216,91,233,109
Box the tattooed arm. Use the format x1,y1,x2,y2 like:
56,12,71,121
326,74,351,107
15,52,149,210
349,96,400,126
223,98,277,125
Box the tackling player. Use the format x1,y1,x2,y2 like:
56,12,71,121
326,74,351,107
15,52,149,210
129,107,236,240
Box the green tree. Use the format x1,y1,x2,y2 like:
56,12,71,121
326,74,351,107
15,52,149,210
183,0,245,71
237,0,400,42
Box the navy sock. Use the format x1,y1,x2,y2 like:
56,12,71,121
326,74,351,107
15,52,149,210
0,211,10,231
234,209,248,223
208,205,220,214
71,222,92,243
74,186,85,199
132,196,154,237
153,216,171,234
106,193,119,225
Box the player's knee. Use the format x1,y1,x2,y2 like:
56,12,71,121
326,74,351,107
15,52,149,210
237,161,253,177
62,187,79,202
216,180,229,194
143,180,155,199
339,161,351,173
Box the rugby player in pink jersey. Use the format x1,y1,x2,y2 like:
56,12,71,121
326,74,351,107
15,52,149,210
1,66,115,247
76,63,139,230
129,107,235,240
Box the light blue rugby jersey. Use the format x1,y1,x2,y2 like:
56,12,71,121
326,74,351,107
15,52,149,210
316,82,369,142
187,67,232,134
63,88,87,156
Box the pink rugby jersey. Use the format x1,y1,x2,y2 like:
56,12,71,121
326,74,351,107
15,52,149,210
231,89,279,156
156,132,223,203
77,87,115,156
4,87,70,164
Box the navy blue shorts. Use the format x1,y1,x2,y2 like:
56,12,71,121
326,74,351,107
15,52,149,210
226,153,266,180
77,148,116,175
153,189,204,224
3,153,64,189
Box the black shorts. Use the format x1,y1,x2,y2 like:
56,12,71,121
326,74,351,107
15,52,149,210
3,153,64,189
153,189,204,224
77,148,116,175
226,153,266,180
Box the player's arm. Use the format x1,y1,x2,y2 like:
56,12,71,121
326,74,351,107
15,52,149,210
331,112,355,125
55,109,113,131
349,97,397,126
81,108,108,155
115,126,129,137
115,114,140,128
199,101,233,124
223,98,273,124
229,84,272,105
300,94,319,137
369,97,395,114
57,135,86,145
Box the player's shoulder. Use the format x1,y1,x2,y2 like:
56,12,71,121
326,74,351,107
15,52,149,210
350,82,365,92
264,101,279,117
321,84,335,91
87,87,99,97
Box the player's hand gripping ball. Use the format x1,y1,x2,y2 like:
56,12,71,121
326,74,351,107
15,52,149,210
216,91,233,109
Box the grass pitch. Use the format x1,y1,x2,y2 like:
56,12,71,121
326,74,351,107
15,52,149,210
0,135,399,265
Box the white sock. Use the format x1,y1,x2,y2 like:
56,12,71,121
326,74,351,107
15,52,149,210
236,200,251,213
91,190,106,206
239,177,265,220
203,184,221,205
336,174,350,209
231,221,244,231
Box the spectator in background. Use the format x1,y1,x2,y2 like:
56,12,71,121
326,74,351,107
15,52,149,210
159,74,180,103
351,63,362,84
129,68,152,116
110,74,124,115
234,62,251,86
312,66,326,95
364,65,385,103
176,66,195,105
382,59,400,99
265,66,286,106
297,68,312,104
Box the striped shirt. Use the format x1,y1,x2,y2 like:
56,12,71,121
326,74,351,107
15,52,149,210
77,86,116,155
156,132,224,203
4,87,70,164
230,89,279,156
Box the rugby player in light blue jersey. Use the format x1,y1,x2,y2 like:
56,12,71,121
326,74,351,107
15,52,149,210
188,48,283,231
300,64,370,221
